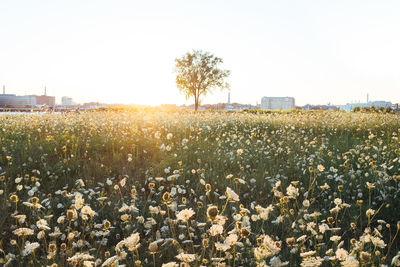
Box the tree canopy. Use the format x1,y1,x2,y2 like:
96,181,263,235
175,50,230,110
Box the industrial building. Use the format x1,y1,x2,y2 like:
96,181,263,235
0,86,55,108
261,97,295,110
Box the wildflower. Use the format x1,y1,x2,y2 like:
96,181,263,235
176,208,195,222
81,205,95,217
335,248,348,261
148,241,158,253
67,253,95,265
339,256,359,266
209,224,224,236
256,204,274,220
13,228,34,236
215,242,231,251
240,227,251,238
101,255,119,266
226,174,234,179
226,233,238,246
296,235,307,242
66,209,77,221
103,220,112,231
162,192,170,203
392,252,400,266
317,164,325,172
119,177,127,187
22,242,40,256
116,232,140,252
176,252,195,263
300,251,316,257
10,194,18,203
320,183,330,190
300,256,323,267
37,219,50,230
13,214,26,224
162,262,179,267
205,183,212,192
254,235,281,261
207,206,219,220
214,215,228,226
286,184,299,199
121,214,131,222
330,235,341,242
366,209,375,217
148,182,155,190
334,198,342,205
226,187,240,201
319,223,329,234
75,193,84,210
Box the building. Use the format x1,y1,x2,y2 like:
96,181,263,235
261,97,295,110
14,95,36,107
34,95,55,107
62,96,74,106
340,101,392,112
0,85,55,108
0,94,17,107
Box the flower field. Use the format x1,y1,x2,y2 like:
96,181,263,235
1,110,400,266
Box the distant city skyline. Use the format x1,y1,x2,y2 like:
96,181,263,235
1,0,399,106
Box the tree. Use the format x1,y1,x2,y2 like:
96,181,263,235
175,50,230,111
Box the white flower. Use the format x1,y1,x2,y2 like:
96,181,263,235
334,198,342,206
335,248,348,261
67,253,95,264
225,233,238,246
286,184,299,199
209,224,224,236
176,208,195,222
175,252,195,263
162,262,179,267
22,242,40,256
116,232,140,252
215,242,231,251
226,187,240,201
36,219,50,231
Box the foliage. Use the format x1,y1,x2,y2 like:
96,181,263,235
175,50,230,111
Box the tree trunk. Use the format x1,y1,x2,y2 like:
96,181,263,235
194,89,199,111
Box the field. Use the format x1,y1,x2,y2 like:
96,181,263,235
1,110,400,266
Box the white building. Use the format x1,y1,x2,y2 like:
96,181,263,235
14,95,36,107
261,97,295,110
62,96,74,106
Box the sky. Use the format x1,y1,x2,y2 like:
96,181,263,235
0,0,400,106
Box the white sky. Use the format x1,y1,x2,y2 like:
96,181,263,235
1,0,399,106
